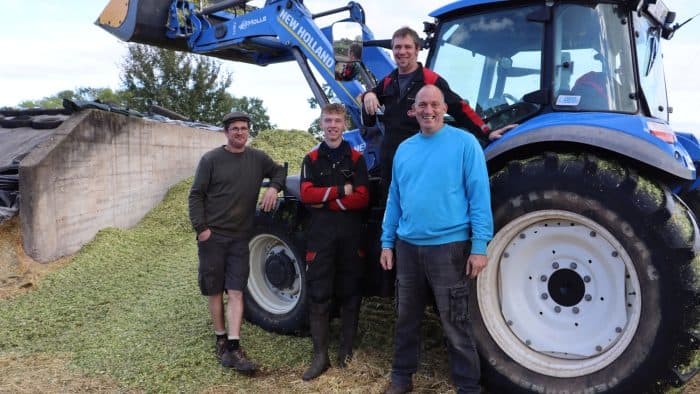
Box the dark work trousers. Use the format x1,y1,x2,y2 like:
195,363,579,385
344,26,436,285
379,143,398,204
305,216,365,303
392,239,480,394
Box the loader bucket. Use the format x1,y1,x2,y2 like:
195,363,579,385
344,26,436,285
96,0,189,51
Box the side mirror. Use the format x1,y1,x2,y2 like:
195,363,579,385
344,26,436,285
332,22,364,83
332,22,377,90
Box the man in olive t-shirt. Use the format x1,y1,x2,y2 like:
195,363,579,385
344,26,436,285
188,111,285,374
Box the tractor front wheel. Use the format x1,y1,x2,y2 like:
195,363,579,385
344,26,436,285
244,227,308,334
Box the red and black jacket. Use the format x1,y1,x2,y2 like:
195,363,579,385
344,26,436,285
300,140,369,215
362,63,490,149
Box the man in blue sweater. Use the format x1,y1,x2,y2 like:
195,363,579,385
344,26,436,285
379,84,493,394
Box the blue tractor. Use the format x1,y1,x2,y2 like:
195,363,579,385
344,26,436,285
98,0,700,392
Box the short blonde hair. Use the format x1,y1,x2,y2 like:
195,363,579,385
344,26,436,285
321,103,347,117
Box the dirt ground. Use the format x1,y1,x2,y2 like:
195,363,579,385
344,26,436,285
1,215,699,393
0,216,70,300
0,353,125,393
0,217,122,393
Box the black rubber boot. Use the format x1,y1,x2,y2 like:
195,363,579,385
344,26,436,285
302,301,331,381
337,296,361,368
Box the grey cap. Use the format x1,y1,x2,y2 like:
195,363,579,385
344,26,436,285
222,111,251,125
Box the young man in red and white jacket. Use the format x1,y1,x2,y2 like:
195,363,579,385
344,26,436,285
300,103,369,380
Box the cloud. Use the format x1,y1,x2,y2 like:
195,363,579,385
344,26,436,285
1,0,697,135
664,42,700,132
1,1,127,106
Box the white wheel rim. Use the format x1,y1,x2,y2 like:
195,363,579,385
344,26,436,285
248,234,302,314
480,210,642,377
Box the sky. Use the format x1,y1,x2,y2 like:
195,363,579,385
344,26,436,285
1,0,698,133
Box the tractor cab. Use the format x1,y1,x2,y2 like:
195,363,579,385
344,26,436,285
426,0,675,131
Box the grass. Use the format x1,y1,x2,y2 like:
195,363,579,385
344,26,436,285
0,129,453,393
0,177,452,392
4,130,693,393
1,181,245,391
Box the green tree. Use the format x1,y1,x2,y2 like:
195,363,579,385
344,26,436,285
19,90,75,109
230,96,275,136
14,44,274,132
75,87,123,104
18,88,124,109
120,44,235,124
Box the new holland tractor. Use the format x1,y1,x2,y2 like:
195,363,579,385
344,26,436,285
97,0,699,392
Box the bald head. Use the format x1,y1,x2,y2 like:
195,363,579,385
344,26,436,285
413,85,448,135
416,85,445,103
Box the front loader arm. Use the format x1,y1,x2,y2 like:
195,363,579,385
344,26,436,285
97,0,394,125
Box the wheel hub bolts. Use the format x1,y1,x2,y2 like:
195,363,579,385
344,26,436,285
554,306,561,313
584,275,591,283
552,262,559,269
541,275,548,282
585,294,592,301
570,262,577,269
541,293,548,300
572,307,580,314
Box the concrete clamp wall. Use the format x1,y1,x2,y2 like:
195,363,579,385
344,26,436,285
20,110,224,262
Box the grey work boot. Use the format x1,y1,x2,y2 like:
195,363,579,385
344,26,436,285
302,301,331,381
337,296,361,368
221,347,258,374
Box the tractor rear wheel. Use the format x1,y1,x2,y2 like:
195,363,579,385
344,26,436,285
475,152,700,393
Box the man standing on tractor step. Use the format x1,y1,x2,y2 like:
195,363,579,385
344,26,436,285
299,103,370,380
380,85,493,394
188,111,285,374
361,26,516,198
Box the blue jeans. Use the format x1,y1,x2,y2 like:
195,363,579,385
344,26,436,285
391,239,480,394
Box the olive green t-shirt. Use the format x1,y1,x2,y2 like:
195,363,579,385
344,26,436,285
188,146,285,238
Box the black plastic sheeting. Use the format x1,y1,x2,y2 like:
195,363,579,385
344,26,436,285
0,158,20,224
0,100,220,224
0,121,60,224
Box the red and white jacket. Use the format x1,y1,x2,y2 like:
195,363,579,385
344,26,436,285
300,140,369,213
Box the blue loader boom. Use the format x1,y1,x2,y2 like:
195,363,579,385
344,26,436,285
97,0,393,128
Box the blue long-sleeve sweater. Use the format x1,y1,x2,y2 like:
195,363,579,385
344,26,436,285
381,125,493,255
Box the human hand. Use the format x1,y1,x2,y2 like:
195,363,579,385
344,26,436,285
380,248,394,270
259,187,279,212
467,254,488,279
343,183,353,195
197,228,212,242
488,124,518,141
363,92,380,115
